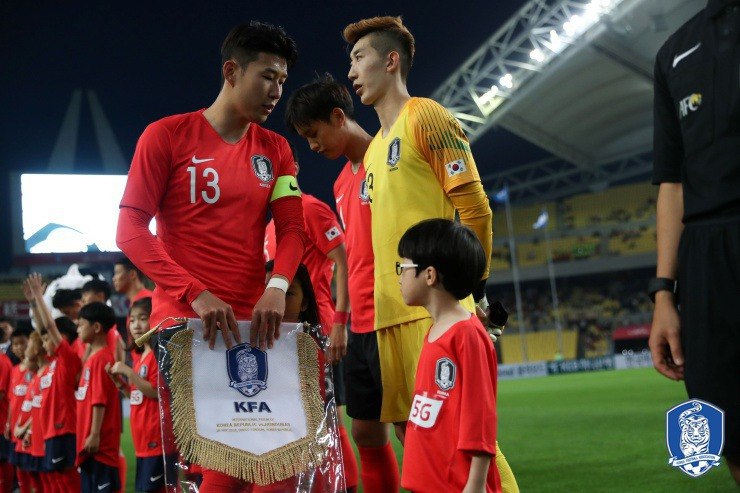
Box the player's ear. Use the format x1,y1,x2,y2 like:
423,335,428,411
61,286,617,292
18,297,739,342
331,108,346,127
92,321,103,335
223,60,238,87
387,51,400,75
425,266,437,287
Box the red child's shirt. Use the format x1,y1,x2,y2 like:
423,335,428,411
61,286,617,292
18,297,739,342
29,373,45,458
401,316,501,493
130,349,167,457
75,348,121,467
40,339,82,439
0,354,13,435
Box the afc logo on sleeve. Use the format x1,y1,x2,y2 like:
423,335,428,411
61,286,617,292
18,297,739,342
409,394,443,428
325,227,341,241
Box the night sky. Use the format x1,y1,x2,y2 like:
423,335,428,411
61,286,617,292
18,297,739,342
0,1,549,268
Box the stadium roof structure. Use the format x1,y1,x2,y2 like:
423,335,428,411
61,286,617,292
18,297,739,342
433,0,705,203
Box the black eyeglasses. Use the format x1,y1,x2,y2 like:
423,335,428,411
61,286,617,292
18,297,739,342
396,261,419,275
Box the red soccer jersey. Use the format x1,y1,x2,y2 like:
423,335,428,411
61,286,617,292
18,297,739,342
333,162,375,333
120,110,296,327
40,340,82,439
265,194,344,332
72,338,85,361
12,367,34,453
106,326,121,358
29,373,45,458
401,316,501,493
130,349,166,457
9,365,32,447
0,354,13,435
75,348,121,468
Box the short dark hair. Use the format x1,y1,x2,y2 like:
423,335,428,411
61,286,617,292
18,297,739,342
284,74,355,132
221,21,298,74
343,16,415,81
81,279,111,301
130,296,152,316
78,302,116,332
10,327,31,340
264,261,320,327
398,219,486,300
54,316,78,343
52,289,81,309
115,256,143,281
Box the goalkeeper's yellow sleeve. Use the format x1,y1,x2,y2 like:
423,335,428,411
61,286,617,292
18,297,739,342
448,180,493,279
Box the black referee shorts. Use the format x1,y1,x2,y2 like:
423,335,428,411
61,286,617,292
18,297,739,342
344,330,383,421
679,215,740,458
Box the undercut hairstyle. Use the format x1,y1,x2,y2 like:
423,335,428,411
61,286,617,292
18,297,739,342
78,302,116,332
343,16,415,81
284,74,355,132
221,21,298,74
52,289,81,309
81,279,111,301
10,327,31,340
264,261,320,327
115,256,144,282
54,316,78,343
398,219,486,300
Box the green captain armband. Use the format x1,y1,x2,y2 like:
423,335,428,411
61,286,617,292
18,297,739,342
270,175,301,202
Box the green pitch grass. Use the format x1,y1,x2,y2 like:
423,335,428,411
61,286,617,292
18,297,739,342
121,368,735,492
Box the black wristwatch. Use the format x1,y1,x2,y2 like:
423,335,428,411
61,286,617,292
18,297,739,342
648,277,678,303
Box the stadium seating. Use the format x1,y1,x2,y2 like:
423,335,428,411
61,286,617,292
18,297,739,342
499,329,578,364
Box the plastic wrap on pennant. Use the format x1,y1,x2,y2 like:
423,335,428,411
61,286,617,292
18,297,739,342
155,319,345,492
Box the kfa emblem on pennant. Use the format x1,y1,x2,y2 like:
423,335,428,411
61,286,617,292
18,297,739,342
227,343,268,398
666,399,724,477
435,357,456,391
251,154,274,183
387,137,401,169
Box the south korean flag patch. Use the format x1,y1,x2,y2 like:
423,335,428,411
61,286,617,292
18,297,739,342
445,159,467,177
325,227,341,241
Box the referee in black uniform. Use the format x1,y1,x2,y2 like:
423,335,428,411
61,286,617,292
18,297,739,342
650,0,740,484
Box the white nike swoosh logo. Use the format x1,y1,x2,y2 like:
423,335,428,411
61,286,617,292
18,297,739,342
52,456,64,463
98,483,110,491
150,474,164,482
191,156,214,164
673,43,701,68
335,194,344,203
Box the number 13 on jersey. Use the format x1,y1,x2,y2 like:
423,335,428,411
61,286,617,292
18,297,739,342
187,166,220,204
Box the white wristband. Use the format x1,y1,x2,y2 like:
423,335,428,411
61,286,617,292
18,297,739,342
267,277,289,293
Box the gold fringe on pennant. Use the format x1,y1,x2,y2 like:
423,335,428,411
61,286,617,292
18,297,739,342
135,316,188,347
167,329,327,486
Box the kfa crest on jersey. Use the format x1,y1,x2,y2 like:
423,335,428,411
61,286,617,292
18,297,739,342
387,137,401,170
251,154,274,183
666,399,724,477
359,178,370,202
227,343,268,398
138,364,148,379
435,357,456,391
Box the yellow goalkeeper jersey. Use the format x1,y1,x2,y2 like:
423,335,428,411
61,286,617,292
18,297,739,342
365,97,479,330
